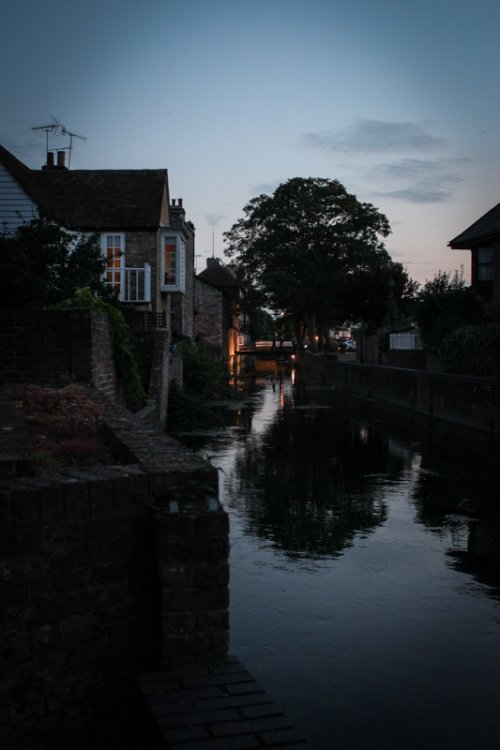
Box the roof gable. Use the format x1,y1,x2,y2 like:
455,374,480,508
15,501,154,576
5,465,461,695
0,145,169,230
197,259,240,288
449,202,500,248
37,169,168,229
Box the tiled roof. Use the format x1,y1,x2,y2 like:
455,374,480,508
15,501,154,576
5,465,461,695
198,260,240,288
449,202,500,248
0,145,168,229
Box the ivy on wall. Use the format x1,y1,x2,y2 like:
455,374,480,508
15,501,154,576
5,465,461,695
56,287,147,411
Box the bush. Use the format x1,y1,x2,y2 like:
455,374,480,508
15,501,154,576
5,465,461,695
440,324,500,378
167,343,230,432
180,342,230,400
0,217,110,307
415,269,486,354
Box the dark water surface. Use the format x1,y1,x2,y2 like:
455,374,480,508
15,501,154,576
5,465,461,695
186,369,500,749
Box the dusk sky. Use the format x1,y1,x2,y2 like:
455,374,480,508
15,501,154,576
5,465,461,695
2,0,499,284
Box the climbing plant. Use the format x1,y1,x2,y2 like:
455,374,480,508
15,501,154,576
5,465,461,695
56,286,147,411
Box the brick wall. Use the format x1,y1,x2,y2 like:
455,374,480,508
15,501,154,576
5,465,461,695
297,356,500,433
194,279,224,356
0,309,117,400
0,394,228,750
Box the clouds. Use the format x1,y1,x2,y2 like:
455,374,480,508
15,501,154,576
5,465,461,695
302,118,447,154
302,118,469,204
372,157,471,204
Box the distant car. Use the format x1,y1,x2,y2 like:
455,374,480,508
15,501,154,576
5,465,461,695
337,338,356,352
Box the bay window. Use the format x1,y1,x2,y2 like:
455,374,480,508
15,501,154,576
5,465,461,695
161,232,186,293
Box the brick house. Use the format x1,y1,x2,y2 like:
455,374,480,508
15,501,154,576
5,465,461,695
195,258,242,358
449,201,500,321
0,144,195,335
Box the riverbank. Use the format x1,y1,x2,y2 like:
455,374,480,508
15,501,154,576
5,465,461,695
297,354,500,435
0,383,228,750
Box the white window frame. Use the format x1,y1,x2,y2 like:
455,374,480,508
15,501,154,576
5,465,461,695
101,233,125,299
160,232,186,293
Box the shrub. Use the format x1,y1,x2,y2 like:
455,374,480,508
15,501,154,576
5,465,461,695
415,269,487,354
440,324,500,378
180,342,230,400
167,343,230,432
0,217,110,307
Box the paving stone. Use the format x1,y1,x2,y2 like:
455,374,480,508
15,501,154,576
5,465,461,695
138,655,308,748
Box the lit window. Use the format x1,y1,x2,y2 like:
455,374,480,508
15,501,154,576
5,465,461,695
477,246,494,281
102,234,124,294
161,233,186,293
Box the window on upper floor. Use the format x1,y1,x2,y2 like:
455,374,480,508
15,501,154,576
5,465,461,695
101,233,125,294
161,232,186,293
477,246,494,282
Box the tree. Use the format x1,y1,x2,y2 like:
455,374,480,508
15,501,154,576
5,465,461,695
415,269,487,353
223,177,400,346
0,217,110,307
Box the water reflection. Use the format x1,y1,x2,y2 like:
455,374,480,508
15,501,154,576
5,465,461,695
228,395,390,558
183,370,500,750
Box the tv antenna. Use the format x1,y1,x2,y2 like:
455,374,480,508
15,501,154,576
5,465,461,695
31,116,63,153
60,124,86,168
31,116,86,167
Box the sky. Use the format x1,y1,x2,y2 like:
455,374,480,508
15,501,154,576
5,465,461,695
1,0,499,284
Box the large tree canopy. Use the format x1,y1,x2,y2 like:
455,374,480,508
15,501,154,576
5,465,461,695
224,177,411,340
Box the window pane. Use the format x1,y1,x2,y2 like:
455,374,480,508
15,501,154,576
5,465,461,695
478,246,493,281
104,235,123,292
164,239,177,285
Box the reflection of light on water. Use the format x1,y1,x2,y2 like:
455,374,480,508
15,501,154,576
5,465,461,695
359,423,369,444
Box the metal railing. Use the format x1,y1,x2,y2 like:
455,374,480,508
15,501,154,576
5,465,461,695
122,309,167,331
106,264,151,303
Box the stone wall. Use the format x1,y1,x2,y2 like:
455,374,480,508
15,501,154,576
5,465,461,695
0,309,117,401
0,391,228,750
297,355,500,434
194,278,223,356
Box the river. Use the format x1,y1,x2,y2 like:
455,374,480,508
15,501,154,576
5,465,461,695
183,364,500,749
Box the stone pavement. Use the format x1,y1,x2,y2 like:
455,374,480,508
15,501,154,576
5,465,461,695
138,655,308,749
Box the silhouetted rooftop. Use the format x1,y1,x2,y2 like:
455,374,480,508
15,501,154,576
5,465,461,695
449,202,500,248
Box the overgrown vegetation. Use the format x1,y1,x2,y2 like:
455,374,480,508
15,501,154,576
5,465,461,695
440,324,500,378
415,269,487,355
56,287,147,411
24,384,112,472
0,217,111,306
1,218,146,410
167,342,231,433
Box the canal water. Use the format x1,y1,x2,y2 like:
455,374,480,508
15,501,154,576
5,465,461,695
185,366,500,749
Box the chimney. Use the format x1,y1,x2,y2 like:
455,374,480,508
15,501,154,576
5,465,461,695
178,198,183,209
57,150,66,168
45,151,54,168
